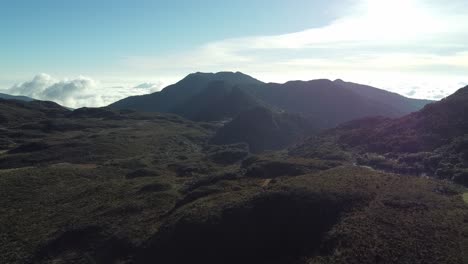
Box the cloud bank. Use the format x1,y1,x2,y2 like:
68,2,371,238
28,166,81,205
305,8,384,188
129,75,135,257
7,74,163,108
134,82,163,92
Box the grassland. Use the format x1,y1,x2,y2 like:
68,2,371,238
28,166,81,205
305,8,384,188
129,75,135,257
0,104,467,263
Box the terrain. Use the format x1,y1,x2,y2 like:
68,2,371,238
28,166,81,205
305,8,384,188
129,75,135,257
1,96,467,264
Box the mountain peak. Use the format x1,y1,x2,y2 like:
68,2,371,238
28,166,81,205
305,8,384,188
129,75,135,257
185,71,263,85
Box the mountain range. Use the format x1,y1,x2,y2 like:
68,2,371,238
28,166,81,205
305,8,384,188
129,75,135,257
110,72,432,129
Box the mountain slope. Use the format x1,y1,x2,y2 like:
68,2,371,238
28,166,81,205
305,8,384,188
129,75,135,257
292,85,468,185
0,99,69,125
244,79,408,128
337,85,468,152
333,79,433,113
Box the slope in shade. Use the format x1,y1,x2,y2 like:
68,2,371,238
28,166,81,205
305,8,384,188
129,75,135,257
292,85,468,185
211,106,314,153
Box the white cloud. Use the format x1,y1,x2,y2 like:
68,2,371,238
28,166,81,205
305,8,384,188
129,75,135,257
7,74,165,108
8,74,104,108
122,0,468,99
134,82,163,92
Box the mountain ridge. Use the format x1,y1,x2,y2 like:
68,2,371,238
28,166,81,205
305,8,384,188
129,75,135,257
109,71,433,129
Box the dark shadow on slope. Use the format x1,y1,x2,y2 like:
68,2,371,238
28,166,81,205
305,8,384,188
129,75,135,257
138,190,361,264
34,225,134,264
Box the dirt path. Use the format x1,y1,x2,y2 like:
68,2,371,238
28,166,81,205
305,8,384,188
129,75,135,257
261,179,272,188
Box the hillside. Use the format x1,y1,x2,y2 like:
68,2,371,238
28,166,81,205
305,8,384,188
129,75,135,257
109,72,432,129
291,85,468,185
0,99,69,126
0,98,466,264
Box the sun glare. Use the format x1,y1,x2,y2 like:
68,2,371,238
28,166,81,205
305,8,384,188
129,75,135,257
362,0,436,38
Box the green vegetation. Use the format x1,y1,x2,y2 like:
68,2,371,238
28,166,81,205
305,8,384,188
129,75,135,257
1,97,467,263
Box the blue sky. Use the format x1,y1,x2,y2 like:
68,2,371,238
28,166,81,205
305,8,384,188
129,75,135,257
1,0,341,76
1,0,467,107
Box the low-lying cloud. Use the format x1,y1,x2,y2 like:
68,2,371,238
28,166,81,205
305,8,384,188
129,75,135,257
134,82,163,92
7,74,163,108
8,74,104,108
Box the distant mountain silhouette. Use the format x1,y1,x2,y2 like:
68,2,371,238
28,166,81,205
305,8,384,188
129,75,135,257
110,72,432,129
211,107,314,153
0,92,34,102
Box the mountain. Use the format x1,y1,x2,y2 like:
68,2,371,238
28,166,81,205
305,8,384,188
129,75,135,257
211,106,314,152
0,92,35,102
292,85,468,185
109,72,432,129
110,71,263,114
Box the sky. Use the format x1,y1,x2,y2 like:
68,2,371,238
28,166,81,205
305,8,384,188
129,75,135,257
0,0,467,108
